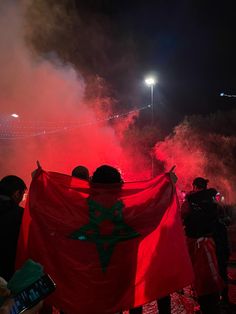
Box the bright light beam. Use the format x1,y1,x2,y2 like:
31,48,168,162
220,92,236,98
145,77,156,86
144,75,157,178
11,113,19,118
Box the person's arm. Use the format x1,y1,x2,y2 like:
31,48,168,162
31,161,42,179
167,165,178,184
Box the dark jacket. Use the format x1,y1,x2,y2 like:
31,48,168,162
0,195,24,280
182,188,219,238
182,188,230,282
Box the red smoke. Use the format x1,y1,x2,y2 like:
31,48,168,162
3,1,235,204
0,2,150,186
155,119,236,203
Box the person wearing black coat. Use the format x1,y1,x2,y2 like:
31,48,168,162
0,175,26,281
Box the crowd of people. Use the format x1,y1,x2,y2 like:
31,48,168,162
0,164,233,313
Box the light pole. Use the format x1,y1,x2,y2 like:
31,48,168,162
145,76,156,178
145,77,156,124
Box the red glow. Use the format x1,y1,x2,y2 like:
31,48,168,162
0,3,151,185
154,124,236,203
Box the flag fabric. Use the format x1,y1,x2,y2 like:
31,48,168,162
17,169,193,314
187,237,224,296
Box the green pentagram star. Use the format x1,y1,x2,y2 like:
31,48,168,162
70,198,140,271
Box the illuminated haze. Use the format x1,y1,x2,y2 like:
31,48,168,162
155,112,236,203
0,1,150,184
1,1,236,206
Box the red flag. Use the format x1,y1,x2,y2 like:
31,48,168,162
17,169,193,314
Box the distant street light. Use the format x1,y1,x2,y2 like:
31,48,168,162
145,77,156,125
220,92,236,98
11,113,19,118
145,76,157,178
145,77,156,86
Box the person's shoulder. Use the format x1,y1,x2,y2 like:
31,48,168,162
188,189,216,203
0,197,13,213
0,199,23,219
185,191,196,202
207,188,218,197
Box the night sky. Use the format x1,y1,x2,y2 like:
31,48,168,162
72,0,236,131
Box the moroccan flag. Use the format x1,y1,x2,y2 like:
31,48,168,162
17,169,193,314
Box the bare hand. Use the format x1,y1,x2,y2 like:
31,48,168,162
31,160,42,179
168,165,178,184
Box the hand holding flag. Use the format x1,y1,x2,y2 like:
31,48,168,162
17,169,193,313
31,161,42,179
168,165,177,184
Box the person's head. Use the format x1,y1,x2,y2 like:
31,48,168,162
0,175,27,204
91,165,123,184
71,166,89,181
192,177,208,191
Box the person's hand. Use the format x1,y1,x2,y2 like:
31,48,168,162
24,301,43,313
0,299,13,314
168,165,178,184
0,278,10,298
0,277,43,314
31,160,42,179
0,299,43,314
